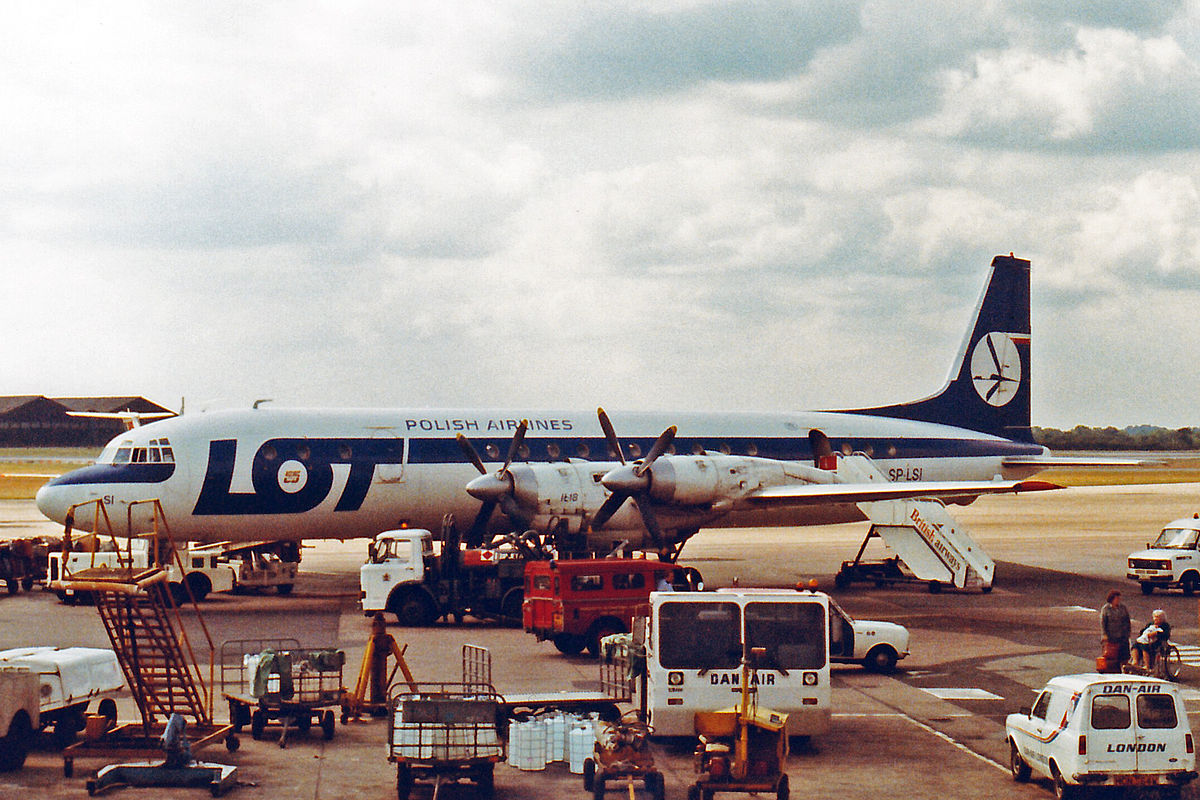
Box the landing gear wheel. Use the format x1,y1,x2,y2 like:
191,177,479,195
1010,742,1031,782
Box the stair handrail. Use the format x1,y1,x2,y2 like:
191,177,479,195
126,498,217,721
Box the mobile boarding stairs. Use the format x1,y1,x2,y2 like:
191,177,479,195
831,455,995,593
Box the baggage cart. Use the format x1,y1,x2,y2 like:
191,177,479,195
388,681,505,799
220,638,345,748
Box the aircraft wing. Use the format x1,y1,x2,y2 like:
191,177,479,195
745,478,1062,506
1002,456,1166,468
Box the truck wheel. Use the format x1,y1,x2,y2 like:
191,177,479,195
395,592,436,627
0,712,33,772
1181,573,1199,596
500,588,524,627
776,773,789,800
864,645,898,673
586,619,625,658
553,634,586,655
169,582,188,606
186,573,212,602
276,583,294,596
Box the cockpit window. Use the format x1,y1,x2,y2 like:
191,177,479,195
106,438,173,465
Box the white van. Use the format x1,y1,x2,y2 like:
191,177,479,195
1006,674,1196,799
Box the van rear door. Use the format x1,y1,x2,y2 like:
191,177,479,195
1133,689,1183,773
1087,689,1137,774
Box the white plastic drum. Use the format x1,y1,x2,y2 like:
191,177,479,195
568,723,593,774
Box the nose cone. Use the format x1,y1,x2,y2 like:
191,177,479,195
35,474,71,524
465,473,512,502
601,464,648,494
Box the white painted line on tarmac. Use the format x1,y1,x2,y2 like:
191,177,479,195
921,687,1004,700
898,713,1009,774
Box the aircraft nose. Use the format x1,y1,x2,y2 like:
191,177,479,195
35,477,68,524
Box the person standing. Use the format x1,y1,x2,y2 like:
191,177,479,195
1101,589,1131,670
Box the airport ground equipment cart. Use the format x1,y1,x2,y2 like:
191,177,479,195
388,681,506,800
221,638,346,748
583,708,664,800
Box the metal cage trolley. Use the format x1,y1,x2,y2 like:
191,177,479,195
388,681,506,800
220,638,346,748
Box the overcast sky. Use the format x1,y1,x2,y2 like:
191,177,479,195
3,1,1198,429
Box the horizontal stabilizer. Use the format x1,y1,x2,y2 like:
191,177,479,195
746,478,1062,506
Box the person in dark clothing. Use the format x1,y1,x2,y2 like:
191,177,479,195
1101,589,1131,668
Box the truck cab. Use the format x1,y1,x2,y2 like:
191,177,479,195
360,530,432,617
1007,674,1196,798
1127,515,1200,595
522,557,702,657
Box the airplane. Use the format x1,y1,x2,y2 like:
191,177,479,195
36,254,1070,562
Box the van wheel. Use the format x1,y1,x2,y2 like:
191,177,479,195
1181,573,1199,596
276,583,294,596
864,645,898,673
1051,765,1075,800
1141,582,1155,595
1009,742,1030,782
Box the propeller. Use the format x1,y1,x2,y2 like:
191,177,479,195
456,420,530,546
592,408,677,549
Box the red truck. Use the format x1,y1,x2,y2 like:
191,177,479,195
522,557,702,657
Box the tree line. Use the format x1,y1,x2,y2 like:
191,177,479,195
1033,426,1200,451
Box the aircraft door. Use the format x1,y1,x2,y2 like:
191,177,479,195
371,430,408,483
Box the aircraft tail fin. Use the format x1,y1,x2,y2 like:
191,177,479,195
848,254,1033,442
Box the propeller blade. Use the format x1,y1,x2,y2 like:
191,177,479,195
465,499,497,548
501,419,529,475
591,490,630,529
636,498,664,550
597,407,625,465
634,425,676,477
456,433,488,475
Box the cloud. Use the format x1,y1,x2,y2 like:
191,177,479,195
505,0,860,102
930,26,1200,151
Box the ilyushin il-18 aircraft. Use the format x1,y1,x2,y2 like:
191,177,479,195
37,254,1081,580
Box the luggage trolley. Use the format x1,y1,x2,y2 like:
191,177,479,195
388,681,506,800
221,638,346,748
